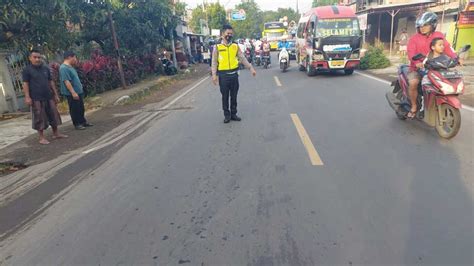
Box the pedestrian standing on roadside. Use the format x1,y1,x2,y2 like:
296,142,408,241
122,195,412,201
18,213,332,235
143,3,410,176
22,49,67,145
212,24,257,123
60,51,92,130
399,29,409,57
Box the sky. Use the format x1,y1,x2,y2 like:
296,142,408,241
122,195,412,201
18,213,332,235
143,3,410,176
182,0,313,13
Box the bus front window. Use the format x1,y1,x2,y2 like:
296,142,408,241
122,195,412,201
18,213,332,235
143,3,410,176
315,18,360,37
266,32,284,39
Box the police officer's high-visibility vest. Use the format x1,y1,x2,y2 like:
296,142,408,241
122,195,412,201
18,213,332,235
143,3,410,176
216,43,239,72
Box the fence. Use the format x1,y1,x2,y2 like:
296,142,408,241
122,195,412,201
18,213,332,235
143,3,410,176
5,52,30,97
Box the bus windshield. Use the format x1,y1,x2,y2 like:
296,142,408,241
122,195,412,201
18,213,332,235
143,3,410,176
315,18,360,37
265,32,284,39
264,22,285,30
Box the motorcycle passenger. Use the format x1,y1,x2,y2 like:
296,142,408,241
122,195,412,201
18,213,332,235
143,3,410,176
406,12,457,118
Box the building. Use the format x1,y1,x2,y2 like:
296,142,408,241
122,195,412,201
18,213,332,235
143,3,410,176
352,0,472,56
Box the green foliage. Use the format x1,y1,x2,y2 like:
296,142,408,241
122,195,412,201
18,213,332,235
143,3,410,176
0,0,178,57
189,3,226,34
360,46,391,70
311,0,339,7
0,0,74,53
230,0,263,39
261,8,299,25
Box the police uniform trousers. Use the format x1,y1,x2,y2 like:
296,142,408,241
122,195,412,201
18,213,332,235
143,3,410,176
218,72,239,118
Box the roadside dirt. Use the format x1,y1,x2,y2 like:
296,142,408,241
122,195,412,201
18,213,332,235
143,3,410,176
0,64,209,176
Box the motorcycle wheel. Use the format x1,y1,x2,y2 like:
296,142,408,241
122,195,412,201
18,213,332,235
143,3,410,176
435,104,461,139
396,92,407,120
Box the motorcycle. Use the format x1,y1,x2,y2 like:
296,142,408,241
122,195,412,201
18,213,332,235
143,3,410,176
385,45,470,139
160,57,177,76
262,51,271,69
279,47,289,72
254,50,262,66
245,48,253,64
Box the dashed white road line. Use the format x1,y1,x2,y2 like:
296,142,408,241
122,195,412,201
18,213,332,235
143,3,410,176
355,71,474,111
274,76,282,87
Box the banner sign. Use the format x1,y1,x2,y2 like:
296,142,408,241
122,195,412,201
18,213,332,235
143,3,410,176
458,11,474,28
358,14,368,30
231,9,246,21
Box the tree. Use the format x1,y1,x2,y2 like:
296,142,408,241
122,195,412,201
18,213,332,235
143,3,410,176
262,8,299,25
0,0,74,53
312,0,339,7
189,3,226,34
0,0,180,57
230,0,263,39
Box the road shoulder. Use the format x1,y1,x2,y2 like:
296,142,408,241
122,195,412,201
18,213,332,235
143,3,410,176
0,65,209,177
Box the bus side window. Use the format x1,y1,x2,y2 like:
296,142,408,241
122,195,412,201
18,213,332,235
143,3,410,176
309,21,315,37
297,23,305,38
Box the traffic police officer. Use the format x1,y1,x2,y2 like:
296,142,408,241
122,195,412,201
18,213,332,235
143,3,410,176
212,24,256,123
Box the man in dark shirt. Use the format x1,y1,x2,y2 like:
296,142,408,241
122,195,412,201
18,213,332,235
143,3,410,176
22,49,67,145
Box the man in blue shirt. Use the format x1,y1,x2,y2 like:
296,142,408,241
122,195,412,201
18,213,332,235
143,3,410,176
59,51,92,130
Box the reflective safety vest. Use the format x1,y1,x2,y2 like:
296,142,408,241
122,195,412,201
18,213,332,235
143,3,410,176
216,43,239,72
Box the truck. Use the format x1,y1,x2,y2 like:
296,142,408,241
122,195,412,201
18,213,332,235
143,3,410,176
296,6,362,76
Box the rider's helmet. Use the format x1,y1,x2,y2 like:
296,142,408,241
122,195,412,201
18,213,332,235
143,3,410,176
416,12,438,34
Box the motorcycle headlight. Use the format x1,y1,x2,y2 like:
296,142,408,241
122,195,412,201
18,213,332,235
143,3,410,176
312,53,324,60
457,80,464,94
430,72,456,95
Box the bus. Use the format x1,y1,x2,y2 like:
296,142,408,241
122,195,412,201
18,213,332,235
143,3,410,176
296,6,361,76
262,22,287,50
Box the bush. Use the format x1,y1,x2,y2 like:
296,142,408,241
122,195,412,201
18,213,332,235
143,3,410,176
50,50,162,96
360,46,391,70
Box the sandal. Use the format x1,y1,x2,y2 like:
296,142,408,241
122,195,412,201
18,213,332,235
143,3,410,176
407,111,417,119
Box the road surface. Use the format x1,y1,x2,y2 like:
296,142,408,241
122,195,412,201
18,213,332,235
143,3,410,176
1,54,473,265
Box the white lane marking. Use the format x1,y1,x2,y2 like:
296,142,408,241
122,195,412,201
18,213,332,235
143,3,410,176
82,76,210,154
355,71,474,112
274,76,282,87
462,104,474,112
354,71,391,85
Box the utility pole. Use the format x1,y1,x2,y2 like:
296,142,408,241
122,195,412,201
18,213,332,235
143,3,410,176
170,0,178,69
107,1,127,90
440,0,446,32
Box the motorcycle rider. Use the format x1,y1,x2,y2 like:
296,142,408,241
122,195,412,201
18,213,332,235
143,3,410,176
254,38,262,52
238,39,246,53
253,38,262,64
262,38,271,65
406,12,458,118
278,38,291,64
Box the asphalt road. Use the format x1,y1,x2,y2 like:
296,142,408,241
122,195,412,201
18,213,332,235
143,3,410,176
1,54,473,265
